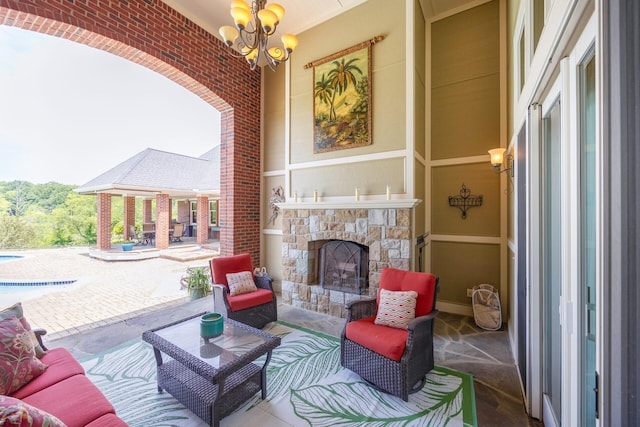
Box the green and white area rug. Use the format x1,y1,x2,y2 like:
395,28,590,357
80,321,477,426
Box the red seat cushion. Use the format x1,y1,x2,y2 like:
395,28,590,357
22,374,115,427
345,315,408,362
378,269,437,317
210,253,254,291
85,413,129,427
12,348,85,399
227,288,274,311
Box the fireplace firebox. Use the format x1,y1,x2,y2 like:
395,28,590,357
320,240,369,295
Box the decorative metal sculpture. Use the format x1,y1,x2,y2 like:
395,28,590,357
268,185,285,225
448,183,483,219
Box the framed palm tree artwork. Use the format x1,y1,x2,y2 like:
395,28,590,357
309,38,378,153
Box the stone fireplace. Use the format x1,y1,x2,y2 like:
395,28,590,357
280,201,418,318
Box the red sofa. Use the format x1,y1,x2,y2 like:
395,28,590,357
0,302,127,427
10,343,128,427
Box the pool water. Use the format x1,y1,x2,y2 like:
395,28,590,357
0,255,23,263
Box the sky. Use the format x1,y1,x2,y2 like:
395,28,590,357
0,26,221,186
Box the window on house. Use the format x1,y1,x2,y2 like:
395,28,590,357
209,200,217,226
190,201,197,224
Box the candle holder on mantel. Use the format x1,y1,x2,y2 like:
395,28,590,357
448,183,482,219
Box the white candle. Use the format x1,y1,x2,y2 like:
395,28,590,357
313,190,318,203
386,185,391,200
355,187,360,201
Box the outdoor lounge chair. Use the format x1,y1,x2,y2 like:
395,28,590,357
209,253,277,329
170,223,185,242
341,268,439,401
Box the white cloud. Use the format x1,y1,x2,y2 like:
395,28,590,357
0,26,220,185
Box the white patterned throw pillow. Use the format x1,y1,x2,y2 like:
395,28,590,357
227,271,258,296
374,288,418,329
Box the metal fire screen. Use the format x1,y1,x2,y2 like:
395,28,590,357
320,240,369,295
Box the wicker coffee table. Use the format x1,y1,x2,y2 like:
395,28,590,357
142,312,281,427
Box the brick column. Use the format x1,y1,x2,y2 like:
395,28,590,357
96,193,112,250
155,194,170,249
123,196,136,240
196,195,209,245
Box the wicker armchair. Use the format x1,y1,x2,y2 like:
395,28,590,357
341,268,439,401
209,254,277,329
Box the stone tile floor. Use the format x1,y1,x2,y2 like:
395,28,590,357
0,247,541,426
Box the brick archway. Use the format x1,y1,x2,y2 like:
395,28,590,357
0,1,261,262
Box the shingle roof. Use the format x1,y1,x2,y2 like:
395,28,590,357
75,146,220,197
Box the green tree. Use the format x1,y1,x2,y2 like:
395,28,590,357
0,216,36,248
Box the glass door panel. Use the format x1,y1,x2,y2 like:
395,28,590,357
580,53,596,427
542,99,562,425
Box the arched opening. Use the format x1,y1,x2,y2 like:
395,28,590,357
0,2,262,262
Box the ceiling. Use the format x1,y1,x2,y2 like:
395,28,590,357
161,0,477,41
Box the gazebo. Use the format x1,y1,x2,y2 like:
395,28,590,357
75,146,219,250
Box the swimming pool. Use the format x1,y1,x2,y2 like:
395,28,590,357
0,255,24,263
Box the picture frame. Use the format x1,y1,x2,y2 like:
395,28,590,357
310,40,374,153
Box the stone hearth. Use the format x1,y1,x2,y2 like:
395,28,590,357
280,202,417,318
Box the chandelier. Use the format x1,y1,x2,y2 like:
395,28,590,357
218,0,299,71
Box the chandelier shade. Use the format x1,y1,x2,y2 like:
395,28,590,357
219,0,299,71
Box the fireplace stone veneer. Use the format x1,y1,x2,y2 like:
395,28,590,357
280,204,416,318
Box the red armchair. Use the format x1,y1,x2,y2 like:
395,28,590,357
209,254,277,329
341,268,439,401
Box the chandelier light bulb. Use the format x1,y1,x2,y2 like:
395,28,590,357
230,7,251,29
257,8,278,33
281,33,298,52
265,3,285,22
219,25,239,46
230,0,250,12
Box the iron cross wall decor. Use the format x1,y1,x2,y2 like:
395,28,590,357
448,183,483,219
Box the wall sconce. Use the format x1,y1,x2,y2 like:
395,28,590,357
488,148,513,176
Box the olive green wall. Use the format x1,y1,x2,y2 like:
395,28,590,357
263,66,285,173
290,158,406,198
431,241,501,304
432,163,500,236
288,0,407,171
429,0,502,308
261,0,415,279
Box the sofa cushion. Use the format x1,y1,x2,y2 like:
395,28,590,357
227,271,258,296
22,374,115,427
345,315,408,362
374,288,418,329
227,288,274,311
84,413,129,427
0,395,67,427
0,316,48,395
0,302,46,358
12,348,85,399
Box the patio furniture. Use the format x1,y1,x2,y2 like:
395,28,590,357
341,268,439,401
170,223,185,242
209,254,277,329
142,313,281,427
128,225,146,245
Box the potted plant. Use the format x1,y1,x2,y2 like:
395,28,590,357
182,267,211,300
121,241,135,251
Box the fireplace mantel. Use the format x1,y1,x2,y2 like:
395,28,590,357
276,199,422,210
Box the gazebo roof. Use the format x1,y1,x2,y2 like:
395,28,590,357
75,146,220,198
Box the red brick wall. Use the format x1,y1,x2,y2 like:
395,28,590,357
155,194,170,249
96,193,111,249
196,196,209,245
0,1,261,263
123,196,135,240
